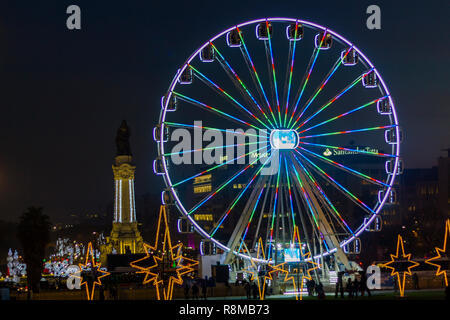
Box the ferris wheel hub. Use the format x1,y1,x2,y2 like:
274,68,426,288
270,129,300,150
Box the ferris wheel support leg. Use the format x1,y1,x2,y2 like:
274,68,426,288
291,160,352,272
221,175,270,265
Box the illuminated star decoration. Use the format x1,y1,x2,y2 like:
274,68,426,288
425,219,450,286
282,226,319,300
382,234,419,297
77,242,110,300
241,238,286,300
130,205,198,300
241,238,266,300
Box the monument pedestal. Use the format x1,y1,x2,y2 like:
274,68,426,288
100,122,146,265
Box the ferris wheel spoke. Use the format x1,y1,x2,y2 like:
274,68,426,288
237,186,266,253
211,42,276,129
280,180,293,243
267,152,282,261
299,95,389,134
282,21,300,127
237,27,279,127
252,174,273,250
298,124,397,139
290,161,329,252
287,31,327,128
291,153,355,236
164,121,267,139
291,52,348,127
210,153,273,237
283,156,297,230
188,64,271,130
291,178,320,257
297,141,397,158
171,144,269,187
263,20,282,126
292,180,317,258
187,151,270,215
163,140,263,157
292,71,369,130
172,91,262,130
295,150,376,215
298,146,389,187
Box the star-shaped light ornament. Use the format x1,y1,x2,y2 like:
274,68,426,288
77,242,110,300
425,219,450,286
382,235,419,297
130,205,198,300
241,238,268,300
241,238,289,300
282,226,319,300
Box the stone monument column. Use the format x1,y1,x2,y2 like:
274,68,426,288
101,121,145,263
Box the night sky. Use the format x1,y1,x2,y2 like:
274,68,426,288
0,0,448,222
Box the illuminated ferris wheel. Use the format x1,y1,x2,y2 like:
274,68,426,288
154,18,402,269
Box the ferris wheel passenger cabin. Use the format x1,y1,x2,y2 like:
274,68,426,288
178,67,193,84
362,70,378,88
341,48,358,66
315,32,332,49
286,23,304,41
200,44,215,62
226,29,242,47
256,22,273,40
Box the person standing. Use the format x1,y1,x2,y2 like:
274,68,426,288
244,281,251,299
252,282,258,299
360,271,371,297
412,273,419,290
192,282,199,300
335,271,344,298
346,278,353,298
316,281,325,300
201,279,207,300
183,281,190,299
353,277,360,299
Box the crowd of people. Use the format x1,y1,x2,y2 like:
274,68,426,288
182,276,216,300
334,271,371,298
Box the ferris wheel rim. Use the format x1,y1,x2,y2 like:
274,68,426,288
157,17,401,263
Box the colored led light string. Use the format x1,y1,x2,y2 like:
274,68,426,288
294,71,369,130
210,154,273,236
188,65,270,130
299,96,389,134
295,150,375,214
172,144,269,187
292,153,354,235
290,49,352,129
237,26,279,127
164,121,266,139
289,161,324,241
164,140,264,157
287,30,327,128
283,21,299,127
297,141,396,158
283,156,297,229
299,124,397,139
211,42,275,129
267,152,282,261
188,151,270,215
265,20,282,126
237,186,266,253
173,91,262,130
298,146,389,187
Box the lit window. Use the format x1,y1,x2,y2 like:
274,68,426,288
194,174,212,185
194,184,212,193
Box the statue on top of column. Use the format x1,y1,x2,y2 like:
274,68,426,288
115,120,132,156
